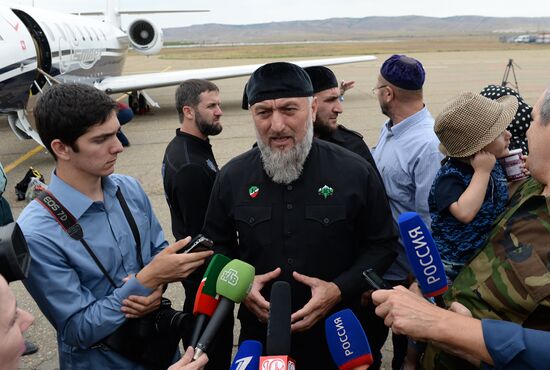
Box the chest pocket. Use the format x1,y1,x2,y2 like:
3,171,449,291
234,206,273,246
305,205,349,250
305,205,346,226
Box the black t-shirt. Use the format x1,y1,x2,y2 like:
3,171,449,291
162,130,219,241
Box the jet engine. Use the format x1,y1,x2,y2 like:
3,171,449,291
127,19,163,55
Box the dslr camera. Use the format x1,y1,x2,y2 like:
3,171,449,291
0,222,31,282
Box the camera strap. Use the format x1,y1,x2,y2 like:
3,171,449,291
115,188,143,268
36,186,144,289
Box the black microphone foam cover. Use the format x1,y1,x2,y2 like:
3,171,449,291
266,281,292,355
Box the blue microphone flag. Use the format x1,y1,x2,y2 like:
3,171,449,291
325,309,373,370
230,340,263,370
398,211,448,297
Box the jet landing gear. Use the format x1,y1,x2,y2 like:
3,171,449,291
129,91,150,115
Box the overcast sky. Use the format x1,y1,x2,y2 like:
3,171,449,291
10,0,549,28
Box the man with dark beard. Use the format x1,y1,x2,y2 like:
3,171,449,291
202,62,398,369
162,79,230,369
304,66,380,180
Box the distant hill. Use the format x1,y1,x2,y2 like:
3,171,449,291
163,16,550,44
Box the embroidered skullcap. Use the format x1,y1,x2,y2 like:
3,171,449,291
380,54,425,90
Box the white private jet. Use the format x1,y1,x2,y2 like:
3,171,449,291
0,0,376,145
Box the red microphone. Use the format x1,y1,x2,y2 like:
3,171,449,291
188,254,231,347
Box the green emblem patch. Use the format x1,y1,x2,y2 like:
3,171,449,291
318,185,334,199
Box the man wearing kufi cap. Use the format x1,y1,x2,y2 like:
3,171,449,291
203,62,398,369
303,66,382,182
368,55,444,369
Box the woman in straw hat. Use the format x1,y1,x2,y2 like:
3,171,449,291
428,92,526,282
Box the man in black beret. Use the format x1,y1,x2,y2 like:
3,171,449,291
368,54,443,369
304,65,382,181
203,62,398,369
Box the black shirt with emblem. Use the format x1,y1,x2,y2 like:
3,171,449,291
202,138,398,368
162,130,218,241
318,124,383,183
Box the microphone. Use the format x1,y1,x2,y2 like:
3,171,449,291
397,211,448,307
194,259,255,360
260,281,295,369
266,281,291,355
189,254,231,347
229,340,263,370
325,309,373,370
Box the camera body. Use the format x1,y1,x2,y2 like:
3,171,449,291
0,222,31,282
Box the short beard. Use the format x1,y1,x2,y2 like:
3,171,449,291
256,119,314,185
313,119,335,138
380,101,390,118
196,110,222,136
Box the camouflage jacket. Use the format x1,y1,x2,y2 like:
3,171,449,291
422,177,550,370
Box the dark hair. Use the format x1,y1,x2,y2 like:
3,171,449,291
175,79,219,122
34,84,117,159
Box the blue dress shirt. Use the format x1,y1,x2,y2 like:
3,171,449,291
482,319,550,370
19,173,168,369
372,107,443,280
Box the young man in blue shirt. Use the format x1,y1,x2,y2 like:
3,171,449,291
18,84,212,370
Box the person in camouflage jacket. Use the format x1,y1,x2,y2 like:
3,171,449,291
422,87,550,370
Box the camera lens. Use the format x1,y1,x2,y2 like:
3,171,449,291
154,306,192,338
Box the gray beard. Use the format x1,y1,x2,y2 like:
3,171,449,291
255,120,314,185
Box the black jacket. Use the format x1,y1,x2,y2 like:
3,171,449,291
202,139,398,368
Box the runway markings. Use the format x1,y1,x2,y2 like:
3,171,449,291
4,145,43,173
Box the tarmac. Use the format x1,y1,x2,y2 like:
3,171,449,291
2,47,550,369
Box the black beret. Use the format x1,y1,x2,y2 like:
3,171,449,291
244,62,313,108
304,66,338,93
380,54,425,90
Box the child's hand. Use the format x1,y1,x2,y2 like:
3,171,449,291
521,153,531,177
470,151,496,173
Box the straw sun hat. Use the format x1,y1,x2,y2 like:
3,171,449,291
435,92,518,158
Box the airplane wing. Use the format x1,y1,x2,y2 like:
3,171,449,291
95,56,376,93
